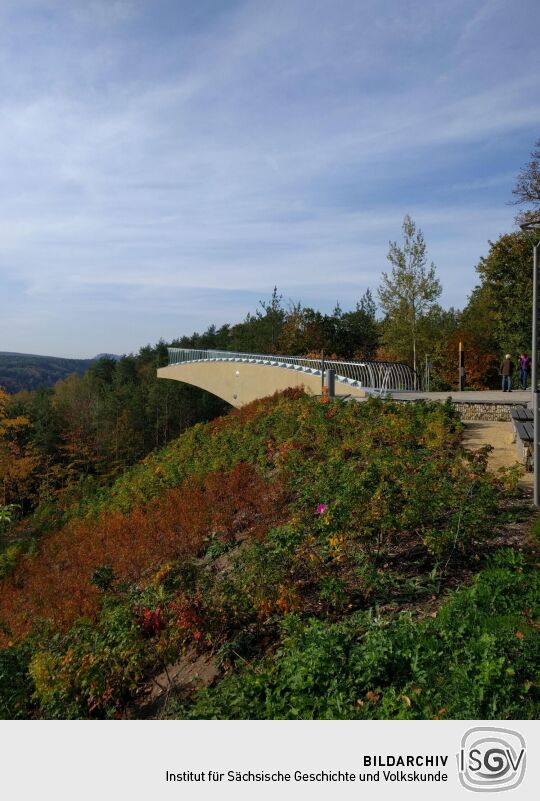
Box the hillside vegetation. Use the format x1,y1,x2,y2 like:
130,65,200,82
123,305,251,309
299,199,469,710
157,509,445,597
0,390,538,720
0,347,226,522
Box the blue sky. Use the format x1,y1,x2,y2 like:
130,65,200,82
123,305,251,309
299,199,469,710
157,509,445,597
0,0,539,358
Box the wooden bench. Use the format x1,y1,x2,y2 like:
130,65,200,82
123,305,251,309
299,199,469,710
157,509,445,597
511,408,533,469
510,406,533,420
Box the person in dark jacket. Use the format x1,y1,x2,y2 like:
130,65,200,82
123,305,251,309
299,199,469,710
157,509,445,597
519,353,531,389
500,354,514,392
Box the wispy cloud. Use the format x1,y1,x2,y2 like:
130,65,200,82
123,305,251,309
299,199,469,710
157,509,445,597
0,0,538,356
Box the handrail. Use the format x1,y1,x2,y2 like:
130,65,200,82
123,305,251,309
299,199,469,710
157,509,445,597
166,348,416,392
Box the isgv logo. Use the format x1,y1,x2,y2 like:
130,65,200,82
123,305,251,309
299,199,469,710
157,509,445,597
457,727,526,792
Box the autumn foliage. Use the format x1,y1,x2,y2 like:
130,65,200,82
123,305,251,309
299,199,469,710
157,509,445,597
0,388,39,508
0,462,289,643
439,331,499,389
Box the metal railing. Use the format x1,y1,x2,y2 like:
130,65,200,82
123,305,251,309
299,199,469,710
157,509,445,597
166,348,416,392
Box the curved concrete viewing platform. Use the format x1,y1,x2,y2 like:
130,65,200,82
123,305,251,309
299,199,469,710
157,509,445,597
157,348,416,408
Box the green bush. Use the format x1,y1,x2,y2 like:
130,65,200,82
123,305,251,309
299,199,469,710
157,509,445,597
179,551,539,720
28,599,152,719
0,640,35,719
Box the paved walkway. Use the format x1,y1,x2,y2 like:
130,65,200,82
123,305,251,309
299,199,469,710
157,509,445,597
462,420,532,494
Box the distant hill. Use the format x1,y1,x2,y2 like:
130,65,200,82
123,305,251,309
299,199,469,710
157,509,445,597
93,353,122,361
0,352,118,394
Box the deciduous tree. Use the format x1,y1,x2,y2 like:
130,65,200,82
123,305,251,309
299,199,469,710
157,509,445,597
512,138,540,225
0,388,39,508
378,215,441,376
473,232,532,358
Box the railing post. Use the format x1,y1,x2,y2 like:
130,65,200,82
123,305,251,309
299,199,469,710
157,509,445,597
324,369,335,398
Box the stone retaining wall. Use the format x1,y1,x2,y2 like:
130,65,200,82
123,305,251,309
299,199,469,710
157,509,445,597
449,402,526,422
390,397,528,421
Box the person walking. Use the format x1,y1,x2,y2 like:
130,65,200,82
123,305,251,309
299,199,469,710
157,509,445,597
500,354,515,392
518,352,531,390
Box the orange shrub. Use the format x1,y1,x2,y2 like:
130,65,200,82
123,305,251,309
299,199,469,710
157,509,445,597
0,463,289,645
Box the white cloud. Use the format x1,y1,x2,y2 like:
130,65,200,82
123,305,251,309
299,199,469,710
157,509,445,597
0,0,538,355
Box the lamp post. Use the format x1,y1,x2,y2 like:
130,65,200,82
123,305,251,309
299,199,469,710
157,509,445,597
520,219,540,506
